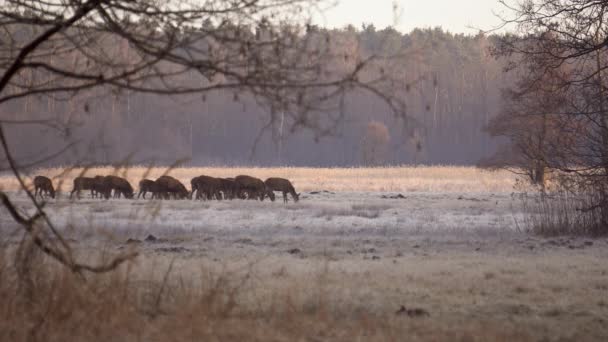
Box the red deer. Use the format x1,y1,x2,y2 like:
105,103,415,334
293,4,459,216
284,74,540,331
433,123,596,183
33,176,55,199
265,178,300,203
191,175,222,200
102,176,134,199
138,179,158,199
91,175,106,198
70,176,96,199
156,175,189,199
234,175,275,201
219,178,237,200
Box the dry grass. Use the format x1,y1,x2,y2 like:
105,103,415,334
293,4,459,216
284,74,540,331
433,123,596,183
0,166,517,193
3,243,606,342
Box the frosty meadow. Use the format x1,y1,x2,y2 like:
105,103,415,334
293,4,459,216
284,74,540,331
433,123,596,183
1,166,607,340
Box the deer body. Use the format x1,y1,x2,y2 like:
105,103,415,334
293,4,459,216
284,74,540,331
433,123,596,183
265,177,299,203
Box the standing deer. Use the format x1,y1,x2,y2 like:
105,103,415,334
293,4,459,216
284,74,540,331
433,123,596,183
33,176,56,199
265,178,300,203
219,178,237,200
191,175,222,200
70,176,96,199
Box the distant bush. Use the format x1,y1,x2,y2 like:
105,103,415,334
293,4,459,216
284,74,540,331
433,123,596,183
361,121,390,166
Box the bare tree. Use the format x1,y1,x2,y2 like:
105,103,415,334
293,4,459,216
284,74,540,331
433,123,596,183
0,0,410,272
497,0,608,233
483,34,575,191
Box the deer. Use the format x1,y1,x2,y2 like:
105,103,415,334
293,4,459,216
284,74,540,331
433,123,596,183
33,176,56,199
191,175,222,200
234,175,275,201
102,175,134,199
218,178,237,200
264,177,300,203
138,179,158,199
91,175,106,198
70,176,96,199
156,175,189,199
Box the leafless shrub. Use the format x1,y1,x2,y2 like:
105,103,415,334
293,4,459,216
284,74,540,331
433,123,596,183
519,187,607,237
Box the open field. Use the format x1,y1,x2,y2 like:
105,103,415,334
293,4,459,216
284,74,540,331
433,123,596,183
1,167,607,341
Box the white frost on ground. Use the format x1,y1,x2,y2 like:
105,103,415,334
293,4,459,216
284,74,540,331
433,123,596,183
2,181,608,340
1,189,528,259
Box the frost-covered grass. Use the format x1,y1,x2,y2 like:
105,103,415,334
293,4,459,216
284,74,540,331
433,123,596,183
1,191,520,246
2,167,607,341
0,166,517,193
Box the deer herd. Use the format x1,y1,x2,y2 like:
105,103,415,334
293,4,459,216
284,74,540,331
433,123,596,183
33,174,300,203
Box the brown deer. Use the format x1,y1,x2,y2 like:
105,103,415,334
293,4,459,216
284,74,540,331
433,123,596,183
156,175,189,199
33,176,56,199
234,175,275,201
91,175,106,198
102,176,134,199
219,178,237,200
191,175,222,200
265,178,300,203
138,179,158,199
70,176,96,199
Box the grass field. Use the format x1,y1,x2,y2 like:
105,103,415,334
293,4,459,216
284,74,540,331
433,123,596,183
1,166,606,341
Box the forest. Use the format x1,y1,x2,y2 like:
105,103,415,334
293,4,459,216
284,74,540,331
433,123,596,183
1,25,509,167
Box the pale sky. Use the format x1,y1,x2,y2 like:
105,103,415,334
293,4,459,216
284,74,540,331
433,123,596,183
315,0,509,34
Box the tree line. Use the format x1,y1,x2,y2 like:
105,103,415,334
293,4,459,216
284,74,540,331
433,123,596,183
2,25,510,167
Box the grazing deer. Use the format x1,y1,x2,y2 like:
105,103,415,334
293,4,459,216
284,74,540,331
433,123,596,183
138,179,157,199
265,177,300,203
234,175,275,201
156,175,189,199
102,176,134,199
33,176,56,199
